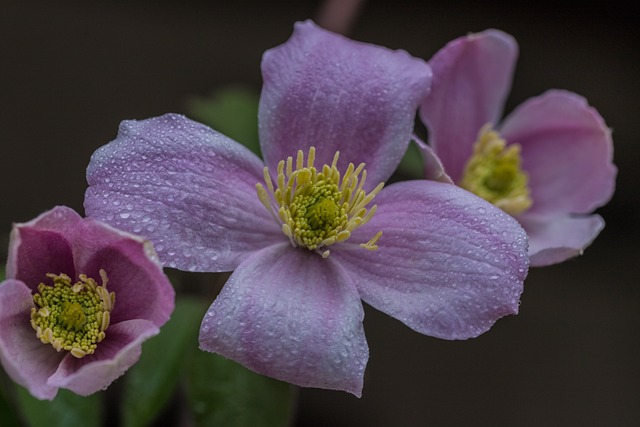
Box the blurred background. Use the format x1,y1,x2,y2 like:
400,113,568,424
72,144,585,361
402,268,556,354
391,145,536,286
1,0,638,425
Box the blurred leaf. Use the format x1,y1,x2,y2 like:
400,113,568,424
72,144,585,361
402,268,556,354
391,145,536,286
185,350,295,427
0,368,21,427
396,141,424,179
15,386,102,427
120,297,207,427
186,86,261,156
0,393,21,427
0,267,5,281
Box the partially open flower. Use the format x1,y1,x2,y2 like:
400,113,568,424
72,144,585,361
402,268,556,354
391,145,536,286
418,29,617,266
0,206,174,400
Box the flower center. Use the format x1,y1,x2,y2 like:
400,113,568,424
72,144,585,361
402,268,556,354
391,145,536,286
30,270,115,359
256,146,384,258
460,124,532,216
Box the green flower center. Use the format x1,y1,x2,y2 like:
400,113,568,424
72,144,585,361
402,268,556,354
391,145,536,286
30,270,115,359
256,146,384,258
460,124,533,216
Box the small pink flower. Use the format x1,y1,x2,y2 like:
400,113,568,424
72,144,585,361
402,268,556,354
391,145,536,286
0,206,174,400
418,29,617,266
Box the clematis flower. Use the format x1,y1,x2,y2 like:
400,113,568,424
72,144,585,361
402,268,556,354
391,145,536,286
418,29,617,266
0,206,174,400
84,20,529,396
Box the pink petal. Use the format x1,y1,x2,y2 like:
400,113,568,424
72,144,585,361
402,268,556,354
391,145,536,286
519,214,605,267
7,206,79,291
0,280,64,400
414,136,454,184
337,180,528,340
199,243,368,397
420,29,518,182
85,113,283,272
79,230,175,327
259,20,431,190
500,90,616,217
47,319,159,396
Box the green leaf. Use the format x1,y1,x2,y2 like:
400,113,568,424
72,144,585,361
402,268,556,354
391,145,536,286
0,267,5,282
186,86,261,156
0,369,21,427
0,393,21,427
14,386,102,427
396,141,424,179
185,350,295,427
120,297,207,427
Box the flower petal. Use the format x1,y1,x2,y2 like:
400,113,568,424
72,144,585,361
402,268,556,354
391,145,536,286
78,225,175,327
0,280,64,400
199,243,368,396
420,29,518,182
259,20,431,189
7,206,79,291
414,136,454,184
500,90,616,217
85,113,282,272
337,180,528,340
47,319,159,396
519,214,605,267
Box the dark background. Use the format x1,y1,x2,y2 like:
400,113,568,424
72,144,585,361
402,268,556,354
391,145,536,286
2,1,639,425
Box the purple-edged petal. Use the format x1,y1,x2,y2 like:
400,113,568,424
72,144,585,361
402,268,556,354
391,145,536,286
199,243,368,396
519,214,605,267
259,20,431,190
500,90,616,217
47,319,159,396
85,113,283,272
0,280,65,400
79,228,174,326
336,180,528,340
6,206,79,291
420,29,518,182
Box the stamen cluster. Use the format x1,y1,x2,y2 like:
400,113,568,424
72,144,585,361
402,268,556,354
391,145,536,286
30,270,115,358
257,147,384,257
461,124,533,216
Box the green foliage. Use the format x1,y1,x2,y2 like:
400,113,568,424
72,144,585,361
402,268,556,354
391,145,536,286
120,297,206,427
0,370,21,427
186,86,261,156
396,141,424,179
14,386,102,427
185,350,294,427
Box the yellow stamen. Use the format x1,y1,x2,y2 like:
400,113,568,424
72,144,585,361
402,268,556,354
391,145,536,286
460,124,533,216
30,269,115,358
257,146,384,256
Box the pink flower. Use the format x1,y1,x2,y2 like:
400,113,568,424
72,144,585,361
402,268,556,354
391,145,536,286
84,21,528,396
418,29,617,266
0,206,174,400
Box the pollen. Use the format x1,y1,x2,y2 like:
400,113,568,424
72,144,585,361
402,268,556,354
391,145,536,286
256,146,384,257
30,270,115,359
460,124,533,216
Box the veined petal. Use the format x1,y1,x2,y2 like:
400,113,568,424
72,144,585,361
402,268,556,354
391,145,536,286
519,214,605,267
420,29,518,182
79,228,175,327
0,280,65,400
500,90,616,217
199,243,368,396
85,113,282,272
337,180,528,340
259,20,431,190
6,206,78,291
47,319,159,396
